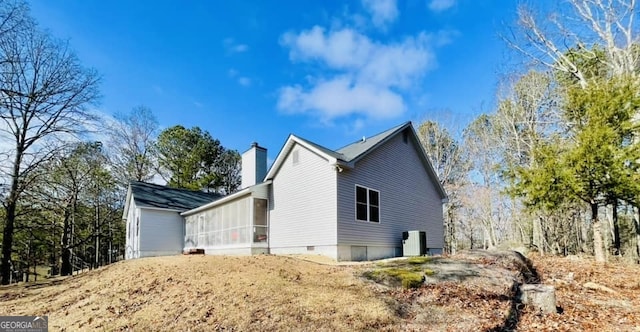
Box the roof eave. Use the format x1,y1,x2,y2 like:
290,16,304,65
342,122,448,201
181,181,272,216
407,125,448,201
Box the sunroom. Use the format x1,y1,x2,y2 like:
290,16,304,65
181,182,270,255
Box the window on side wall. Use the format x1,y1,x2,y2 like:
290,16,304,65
355,185,380,223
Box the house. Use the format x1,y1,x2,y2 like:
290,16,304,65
123,121,448,261
123,182,222,259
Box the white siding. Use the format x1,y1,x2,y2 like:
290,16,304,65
139,208,184,257
337,131,444,253
124,199,139,259
269,144,338,250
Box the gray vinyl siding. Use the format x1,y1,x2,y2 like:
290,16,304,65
139,208,184,256
337,131,444,249
269,143,337,247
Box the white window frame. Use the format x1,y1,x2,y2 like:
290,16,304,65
354,185,380,223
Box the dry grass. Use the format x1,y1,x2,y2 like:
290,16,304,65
1,255,395,331
3,252,640,331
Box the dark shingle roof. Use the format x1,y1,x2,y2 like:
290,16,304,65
335,122,409,162
291,122,410,164
293,135,346,160
130,181,223,212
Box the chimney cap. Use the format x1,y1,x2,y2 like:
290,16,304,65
244,142,266,153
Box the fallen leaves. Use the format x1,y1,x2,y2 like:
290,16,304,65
365,251,640,331
1,252,639,331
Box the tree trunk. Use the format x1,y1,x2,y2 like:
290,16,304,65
60,199,74,276
612,201,621,256
444,204,457,255
449,209,457,255
94,190,100,269
533,216,544,255
1,146,23,285
591,203,606,263
61,248,72,276
1,201,16,285
50,219,57,276
635,206,640,264
580,208,590,254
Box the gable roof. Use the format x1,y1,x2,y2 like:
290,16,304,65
263,121,448,201
335,121,409,162
127,181,223,212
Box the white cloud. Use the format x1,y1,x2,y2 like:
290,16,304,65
278,26,451,122
237,77,252,87
232,44,248,53
428,0,456,12
228,68,252,87
278,76,405,120
361,0,399,29
358,33,434,88
223,38,249,54
281,27,435,88
281,26,373,69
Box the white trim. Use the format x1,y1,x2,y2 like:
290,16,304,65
122,185,133,220
139,206,183,213
181,181,271,216
265,135,351,180
354,184,381,223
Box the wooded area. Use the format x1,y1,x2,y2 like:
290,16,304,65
1,0,640,286
0,0,241,284
418,0,640,264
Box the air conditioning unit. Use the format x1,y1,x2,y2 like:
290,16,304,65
402,230,427,256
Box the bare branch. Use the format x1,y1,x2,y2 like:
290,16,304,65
504,0,639,86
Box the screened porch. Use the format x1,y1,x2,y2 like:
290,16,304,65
183,195,269,252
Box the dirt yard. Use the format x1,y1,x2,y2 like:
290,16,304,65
1,251,639,331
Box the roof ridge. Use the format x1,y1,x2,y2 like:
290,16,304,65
335,121,411,162
335,121,410,152
130,181,220,195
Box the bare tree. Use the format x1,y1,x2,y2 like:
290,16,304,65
506,0,639,87
0,9,100,284
494,71,563,254
462,115,502,248
417,120,469,254
106,106,158,187
0,0,29,62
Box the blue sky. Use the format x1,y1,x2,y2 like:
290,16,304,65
30,0,518,158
